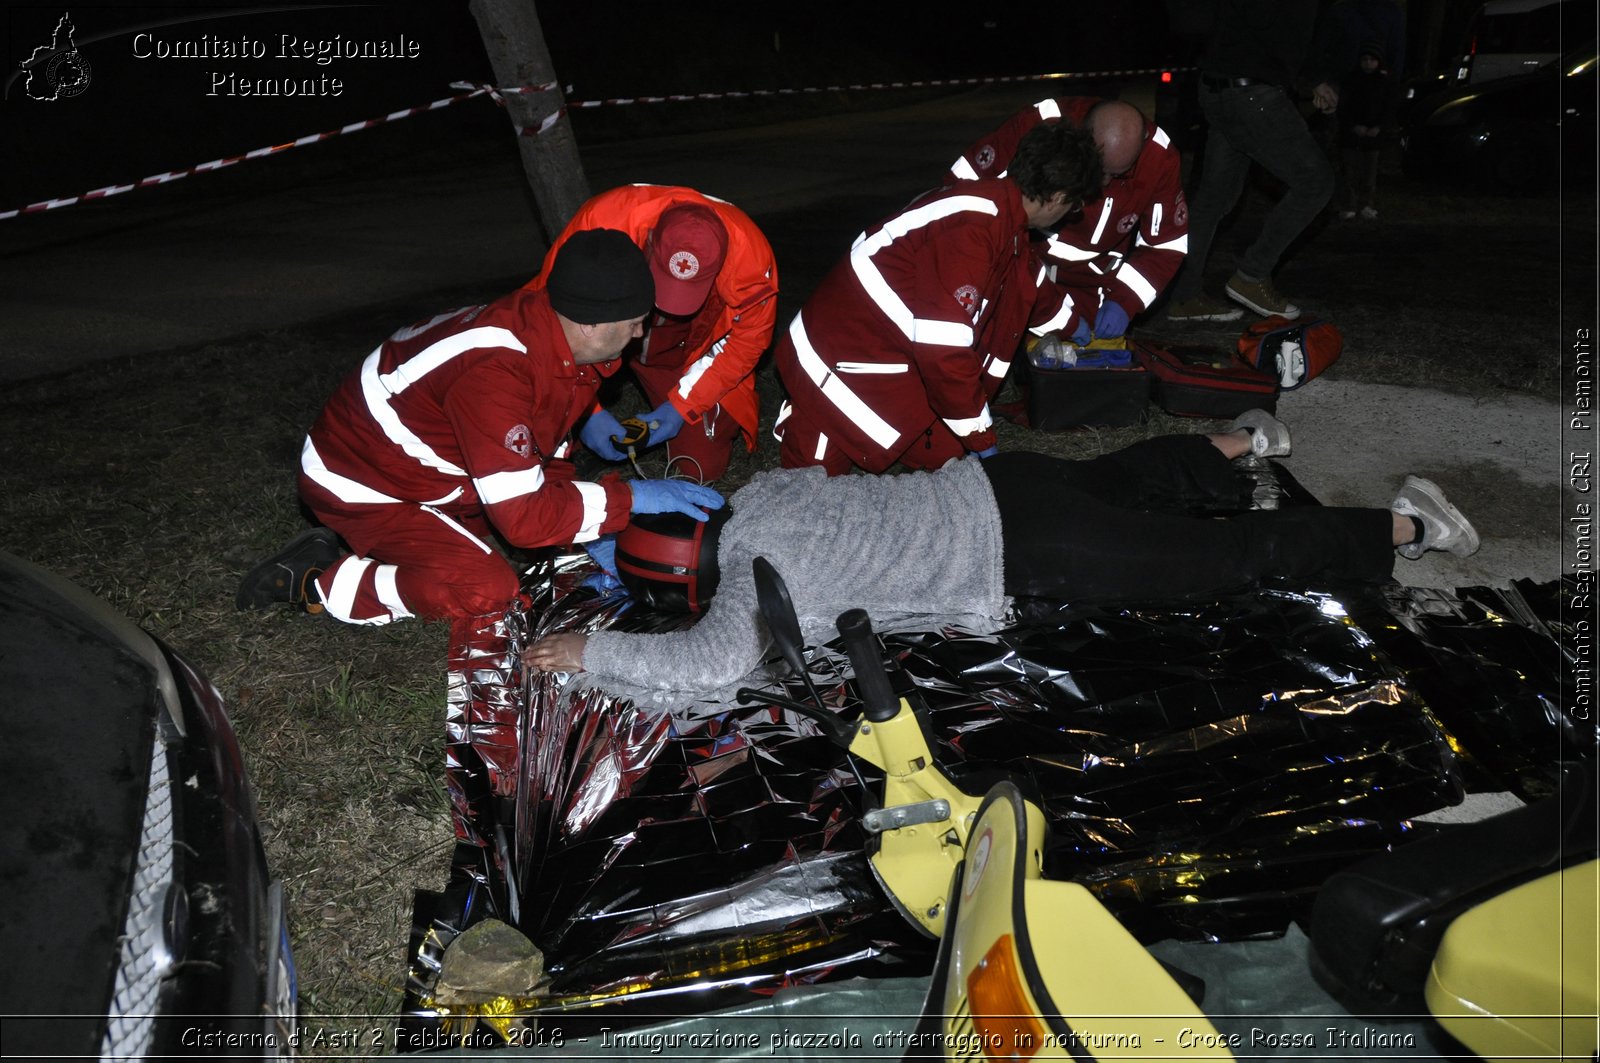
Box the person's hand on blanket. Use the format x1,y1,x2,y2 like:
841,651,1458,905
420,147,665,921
524,633,589,674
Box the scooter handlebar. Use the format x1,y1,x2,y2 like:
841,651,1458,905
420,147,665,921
837,609,900,723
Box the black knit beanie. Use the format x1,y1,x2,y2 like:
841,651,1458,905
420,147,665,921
546,228,655,324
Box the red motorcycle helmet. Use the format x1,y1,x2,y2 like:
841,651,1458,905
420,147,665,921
615,504,732,614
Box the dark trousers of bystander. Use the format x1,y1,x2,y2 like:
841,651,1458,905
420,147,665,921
981,436,1395,601
1169,83,1336,300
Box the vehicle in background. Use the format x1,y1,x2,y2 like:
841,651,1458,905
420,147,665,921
0,551,296,1059
1449,0,1586,84
1400,40,1596,192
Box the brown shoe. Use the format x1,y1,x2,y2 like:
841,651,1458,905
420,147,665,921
1225,273,1302,319
1166,295,1244,323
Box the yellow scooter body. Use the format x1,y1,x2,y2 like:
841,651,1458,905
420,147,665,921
934,781,1234,1061
849,700,985,939
1426,858,1599,1062
852,698,1232,1059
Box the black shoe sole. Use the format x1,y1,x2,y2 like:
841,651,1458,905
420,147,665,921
236,527,342,610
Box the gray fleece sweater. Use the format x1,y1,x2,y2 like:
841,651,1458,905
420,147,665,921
581,457,1008,697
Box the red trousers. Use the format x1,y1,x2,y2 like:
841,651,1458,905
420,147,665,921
300,476,519,624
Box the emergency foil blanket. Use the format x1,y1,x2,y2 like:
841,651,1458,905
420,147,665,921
411,555,1582,1023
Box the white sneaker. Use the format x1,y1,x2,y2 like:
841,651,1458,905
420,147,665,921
1230,408,1292,457
1338,210,1357,220
1392,476,1480,560
1359,206,1379,220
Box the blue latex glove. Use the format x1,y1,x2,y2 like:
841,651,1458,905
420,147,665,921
632,400,686,447
579,409,627,462
1093,301,1130,339
1069,316,1094,347
629,479,725,521
582,571,626,596
973,445,999,459
584,537,618,576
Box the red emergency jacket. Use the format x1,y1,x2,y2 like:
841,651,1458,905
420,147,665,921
775,179,1079,472
948,97,1189,317
526,184,778,448
301,290,631,546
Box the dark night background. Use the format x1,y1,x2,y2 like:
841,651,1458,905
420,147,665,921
2,1,1484,215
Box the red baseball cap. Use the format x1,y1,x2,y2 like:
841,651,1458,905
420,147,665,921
649,204,728,316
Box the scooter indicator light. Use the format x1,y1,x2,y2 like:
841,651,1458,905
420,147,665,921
966,933,1046,1058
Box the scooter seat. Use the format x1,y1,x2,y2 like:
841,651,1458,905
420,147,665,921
1307,761,1595,1012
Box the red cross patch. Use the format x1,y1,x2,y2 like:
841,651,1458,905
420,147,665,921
669,250,700,279
504,423,531,458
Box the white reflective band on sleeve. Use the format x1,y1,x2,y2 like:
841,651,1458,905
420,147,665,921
836,361,910,374
986,355,1011,379
791,315,901,451
1142,232,1189,254
553,440,572,459
572,481,609,542
772,399,793,442
912,318,975,347
1033,295,1077,334
374,565,414,622
423,505,494,554
378,326,526,393
1089,197,1114,244
1034,98,1061,120
676,335,728,400
1117,263,1159,308
1153,126,1171,149
943,407,993,436
1045,232,1099,262
473,464,546,505
1151,201,1163,238
362,326,528,478
301,437,402,504
850,195,996,346
813,432,829,462
949,156,979,181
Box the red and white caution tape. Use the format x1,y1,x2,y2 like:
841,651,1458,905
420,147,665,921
555,67,1190,109
4,67,1189,221
0,83,506,221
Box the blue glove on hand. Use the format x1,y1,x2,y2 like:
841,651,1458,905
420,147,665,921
973,445,999,459
579,573,620,598
582,571,626,596
633,400,686,447
579,409,627,462
1070,317,1094,347
629,479,725,521
1093,301,1130,339
584,537,618,577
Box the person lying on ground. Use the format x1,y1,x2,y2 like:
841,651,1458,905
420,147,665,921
523,410,1478,695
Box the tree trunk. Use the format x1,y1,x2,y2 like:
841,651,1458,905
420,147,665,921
468,0,590,242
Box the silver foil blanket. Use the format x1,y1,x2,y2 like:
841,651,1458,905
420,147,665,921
441,558,1581,999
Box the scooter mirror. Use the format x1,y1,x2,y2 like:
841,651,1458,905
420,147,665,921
752,556,808,678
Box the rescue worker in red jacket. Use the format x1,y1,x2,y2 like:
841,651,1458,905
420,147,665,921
774,122,1101,475
948,98,1189,342
236,230,724,625
526,185,779,482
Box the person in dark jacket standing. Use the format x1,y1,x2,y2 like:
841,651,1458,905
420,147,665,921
1165,0,1341,324
1337,42,1395,220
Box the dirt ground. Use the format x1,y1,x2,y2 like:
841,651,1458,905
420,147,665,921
1,81,1592,1050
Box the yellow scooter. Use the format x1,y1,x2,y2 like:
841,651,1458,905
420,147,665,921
739,557,1235,1061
